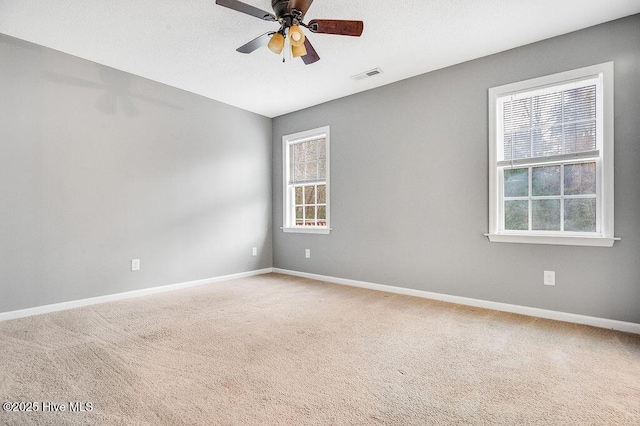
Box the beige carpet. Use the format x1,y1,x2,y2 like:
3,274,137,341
0,273,639,425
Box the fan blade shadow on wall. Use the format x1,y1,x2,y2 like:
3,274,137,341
42,66,183,117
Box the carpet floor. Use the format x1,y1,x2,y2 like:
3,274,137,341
0,273,639,425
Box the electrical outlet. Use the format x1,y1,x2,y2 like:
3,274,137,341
305,249,311,259
131,259,140,271
544,270,555,286
252,247,257,256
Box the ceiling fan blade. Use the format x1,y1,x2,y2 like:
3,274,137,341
307,19,364,37
215,0,276,21
236,32,275,53
301,38,320,65
289,0,314,20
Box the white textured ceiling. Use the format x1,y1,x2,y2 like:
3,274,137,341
1,0,639,117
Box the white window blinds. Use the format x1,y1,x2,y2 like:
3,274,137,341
498,78,599,166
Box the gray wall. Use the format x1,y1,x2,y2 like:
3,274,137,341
272,15,640,324
0,35,272,313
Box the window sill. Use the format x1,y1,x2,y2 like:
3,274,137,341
282,227,331,235
484,233,619,247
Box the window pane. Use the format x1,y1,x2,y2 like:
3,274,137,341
304,186,315,205
306,161,317,180
565,199,596,232
505,200,528,230
503,131,531,161
294,163,305,182
318,160,326,179
563,85,596,122
318,139,326,159
504,98,531,132
305,206,316,220
305,140,317,162
293,143,304,163
564,121,596,154
317,185,326,204
565,162,596,195
532,125,562,157
532,166,561,196
318,139,327,160
295,187,303,205
318,205,326,220
532,92,562,127
292,144,305,182
504,168,528,197
295,206,303,219
503,133,513,160
532,199,561,231
511,131,531,160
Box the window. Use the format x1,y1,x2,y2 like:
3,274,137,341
487,63,617,246
282,126,330,234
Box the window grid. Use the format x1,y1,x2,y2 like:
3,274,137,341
502,162,597,233
293,184,327,227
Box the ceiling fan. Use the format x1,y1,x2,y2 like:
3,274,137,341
215,0,364,64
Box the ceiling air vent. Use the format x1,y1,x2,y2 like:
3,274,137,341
351,68,383,81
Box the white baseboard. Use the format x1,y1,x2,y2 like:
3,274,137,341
0,268,273,322
5,267,638,335
273,268,640,335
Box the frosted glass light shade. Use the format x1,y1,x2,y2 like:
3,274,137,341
268,32,285,54
289,25,306,47
291,42,307,58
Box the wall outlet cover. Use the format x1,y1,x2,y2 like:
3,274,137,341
544,270,555,286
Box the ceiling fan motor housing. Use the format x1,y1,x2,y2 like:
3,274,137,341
271,0,291,20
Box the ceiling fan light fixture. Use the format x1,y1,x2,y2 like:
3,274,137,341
288,25,305,47
291,42,307,58
267,32,285,54
216,0,364,65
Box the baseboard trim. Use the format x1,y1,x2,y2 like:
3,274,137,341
273,268,640,335
0,268,273,322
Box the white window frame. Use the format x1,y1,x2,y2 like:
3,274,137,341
487,62,618,247
282,126,330,234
